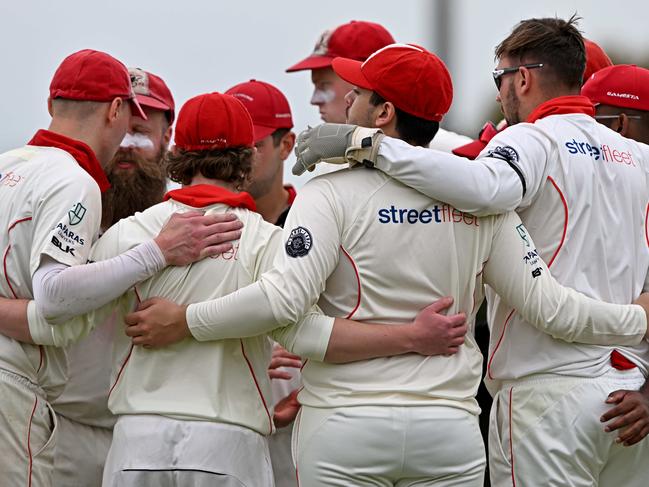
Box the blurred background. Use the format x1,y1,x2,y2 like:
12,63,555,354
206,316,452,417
1,0,647,187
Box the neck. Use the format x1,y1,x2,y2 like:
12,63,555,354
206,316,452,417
187,174,238,192
47,117,106,164
254,173,289,223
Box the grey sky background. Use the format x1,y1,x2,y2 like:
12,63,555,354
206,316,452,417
1,0,647,188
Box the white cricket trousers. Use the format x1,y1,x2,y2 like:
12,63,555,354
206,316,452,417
293,404,485,486
0,368,58,487
52,414,112,487
102,414,274,487
489,368,649,486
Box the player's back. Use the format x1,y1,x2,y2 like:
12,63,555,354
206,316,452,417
486,113,649,385
289,166,500,413
94,193,281,435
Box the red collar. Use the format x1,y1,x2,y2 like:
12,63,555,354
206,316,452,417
164,184,257,211
526,95,595,124
284,184,297,206
27,129,110,193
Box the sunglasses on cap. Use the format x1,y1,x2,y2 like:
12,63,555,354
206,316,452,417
492,63,544,90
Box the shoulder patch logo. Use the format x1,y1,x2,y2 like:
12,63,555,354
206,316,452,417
486,145,519,164
68,203,87,226
285,226,313,258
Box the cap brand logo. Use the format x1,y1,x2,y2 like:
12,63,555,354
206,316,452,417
130,68,150,96
233,93,254,102
312,29,333,56
275,113,292,118
606,91,640,100
200,137,228,145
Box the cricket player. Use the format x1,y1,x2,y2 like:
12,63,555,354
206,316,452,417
50,67,175,487
0,50,241,486
126,44,649,487
294,18,649,486
24,91,473,487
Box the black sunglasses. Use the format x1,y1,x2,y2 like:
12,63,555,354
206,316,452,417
492,63,544,90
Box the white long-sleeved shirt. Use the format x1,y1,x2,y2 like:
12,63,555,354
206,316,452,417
29,186,334,435
372,113,649,391
186,166,646,413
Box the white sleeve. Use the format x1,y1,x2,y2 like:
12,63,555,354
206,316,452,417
374,124,551,215
188,179,342,343
32,240,164,324
483,211,647,344
30,171,102,274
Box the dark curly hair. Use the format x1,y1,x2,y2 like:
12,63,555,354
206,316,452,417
165,146,254,190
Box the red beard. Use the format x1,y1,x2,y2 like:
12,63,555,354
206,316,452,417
101,146,167,229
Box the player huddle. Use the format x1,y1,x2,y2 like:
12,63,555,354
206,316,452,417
0,14,648,487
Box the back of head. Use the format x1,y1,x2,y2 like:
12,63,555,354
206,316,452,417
225,80,293,144
49,49,145,120
167,92,254,189
286,20,395,72
495,15,586,93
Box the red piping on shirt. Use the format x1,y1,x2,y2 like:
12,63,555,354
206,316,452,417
26,394,38,487
546,177,568,267
471,260,489,314
240,340,274,435
108,287,142,398
294,408,302,487
3,217,32,298
509,387,516,487
487,309,516,380
645,203,649,248
340,246,361,319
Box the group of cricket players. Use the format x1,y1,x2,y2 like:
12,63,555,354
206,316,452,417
0,12,648,487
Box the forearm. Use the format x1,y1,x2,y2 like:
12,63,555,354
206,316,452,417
33,240,165,324
323,319,415,363
376,137,523,216
188,282,283,341
0,298,32,343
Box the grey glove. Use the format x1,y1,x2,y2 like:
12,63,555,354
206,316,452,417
292,123,384,176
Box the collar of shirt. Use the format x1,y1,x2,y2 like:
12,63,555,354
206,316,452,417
164,184,257,211
526,95,595,124
28,129,110,193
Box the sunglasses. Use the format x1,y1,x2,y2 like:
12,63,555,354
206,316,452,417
492,63,544,90
594,114,643,120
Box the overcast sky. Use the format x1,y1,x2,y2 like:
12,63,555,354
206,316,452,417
1,0,647,187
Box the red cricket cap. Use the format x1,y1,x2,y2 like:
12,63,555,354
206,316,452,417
583,38,613,84
582,64,649,112
174,92,254,151
129,67,176,124
286,20,395,73
50,49,146,119
332,43,453,121
225,80,293,143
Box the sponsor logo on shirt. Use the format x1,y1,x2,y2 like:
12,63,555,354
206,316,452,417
210,244,239,261
377,204,479,226
51,235,76,256
68,203,87,225
0,171,25,188
564,139,636,167
55,222,85,246
516,224,531,247
286,227,312,257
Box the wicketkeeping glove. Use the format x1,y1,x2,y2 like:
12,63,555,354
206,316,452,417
292,123,385,176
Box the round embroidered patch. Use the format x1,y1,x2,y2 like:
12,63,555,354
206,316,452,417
285,226,312,258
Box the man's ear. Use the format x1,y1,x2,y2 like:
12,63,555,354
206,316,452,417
374,101,396,129
107,97,124,124
518,66,533,96
279,131,296,160
162,125,173,149
617,113,630,136
47,97,54,117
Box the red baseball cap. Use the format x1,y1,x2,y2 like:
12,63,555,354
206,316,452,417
225,80,293,143
286,20,395,73
50,49,146,119
129,68,175,123
583,38,613,84
582,64,649,112
332,43,453,121
174,92,254,151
